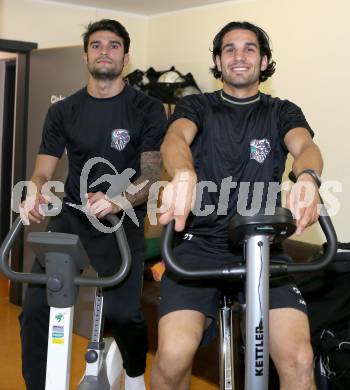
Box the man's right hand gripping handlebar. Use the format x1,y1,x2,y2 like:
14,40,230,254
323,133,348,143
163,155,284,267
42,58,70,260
158,170,197,231
20,192,52,225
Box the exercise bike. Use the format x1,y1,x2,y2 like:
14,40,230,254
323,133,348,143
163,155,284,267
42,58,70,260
161,201,337,389
0,213,131,390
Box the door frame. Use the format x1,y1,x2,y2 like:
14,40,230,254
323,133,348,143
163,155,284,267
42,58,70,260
0,39,37,305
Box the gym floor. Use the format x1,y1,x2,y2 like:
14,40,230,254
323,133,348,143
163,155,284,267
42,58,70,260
0,291,218,389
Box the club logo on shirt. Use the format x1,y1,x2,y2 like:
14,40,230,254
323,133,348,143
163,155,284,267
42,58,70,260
111,129,130,151
250,139,271,163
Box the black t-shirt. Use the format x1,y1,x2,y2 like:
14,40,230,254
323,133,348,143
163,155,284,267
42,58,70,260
39,85,167,213
169,90,313,243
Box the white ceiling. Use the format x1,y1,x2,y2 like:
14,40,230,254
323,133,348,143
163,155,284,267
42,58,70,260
42,0,235,16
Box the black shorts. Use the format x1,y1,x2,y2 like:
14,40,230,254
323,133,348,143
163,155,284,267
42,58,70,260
159,236,307,344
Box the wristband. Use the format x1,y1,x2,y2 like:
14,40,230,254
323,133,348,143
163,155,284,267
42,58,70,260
296,169,321,188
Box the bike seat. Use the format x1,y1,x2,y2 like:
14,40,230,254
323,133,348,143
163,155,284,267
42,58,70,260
228,207,296,245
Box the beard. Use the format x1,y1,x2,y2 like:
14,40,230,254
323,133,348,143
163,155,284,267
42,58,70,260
222,69,260,89
88,65,122,81
221,60,262,89
87,55,124,81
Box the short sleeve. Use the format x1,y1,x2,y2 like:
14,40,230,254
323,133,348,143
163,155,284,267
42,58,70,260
168,95,205,129
279,100,314,150
141,100,167,152
38,103,67,158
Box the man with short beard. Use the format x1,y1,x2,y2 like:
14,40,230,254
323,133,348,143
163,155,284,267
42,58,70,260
152,21,322,390
19,19,166,390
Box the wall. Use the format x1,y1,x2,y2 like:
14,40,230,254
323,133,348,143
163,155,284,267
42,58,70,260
0,0,148,71
148,0,350,244
0,0,349,243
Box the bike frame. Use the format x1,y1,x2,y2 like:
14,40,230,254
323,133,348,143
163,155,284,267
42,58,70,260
161,205,337,390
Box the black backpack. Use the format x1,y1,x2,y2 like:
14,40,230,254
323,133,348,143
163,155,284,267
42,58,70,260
315,329,350,389
297,243,350,389
124,66,201,104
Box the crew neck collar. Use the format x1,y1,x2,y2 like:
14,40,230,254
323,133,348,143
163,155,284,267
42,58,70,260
85,84,128,101
220,89,260,105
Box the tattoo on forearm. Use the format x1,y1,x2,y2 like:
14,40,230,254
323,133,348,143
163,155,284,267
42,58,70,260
123,151,161,208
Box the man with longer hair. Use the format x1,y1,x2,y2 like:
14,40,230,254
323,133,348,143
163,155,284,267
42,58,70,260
20,19,167,390
151,21,322,389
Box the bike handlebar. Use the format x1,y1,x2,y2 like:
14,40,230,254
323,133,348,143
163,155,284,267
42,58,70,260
161,205,338,281
0,214,131,288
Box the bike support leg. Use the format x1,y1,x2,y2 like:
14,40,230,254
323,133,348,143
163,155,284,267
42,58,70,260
45,306,74,390
219,296,235,390
245,235,270,390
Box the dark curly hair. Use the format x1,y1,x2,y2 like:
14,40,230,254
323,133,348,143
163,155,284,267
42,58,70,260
210,21,276,83
82,19,130,54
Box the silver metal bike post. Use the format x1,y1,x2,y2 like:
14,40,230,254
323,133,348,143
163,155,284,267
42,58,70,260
245,235,270,390
77,287,110,389
219,295,235,390
91,288,104,344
